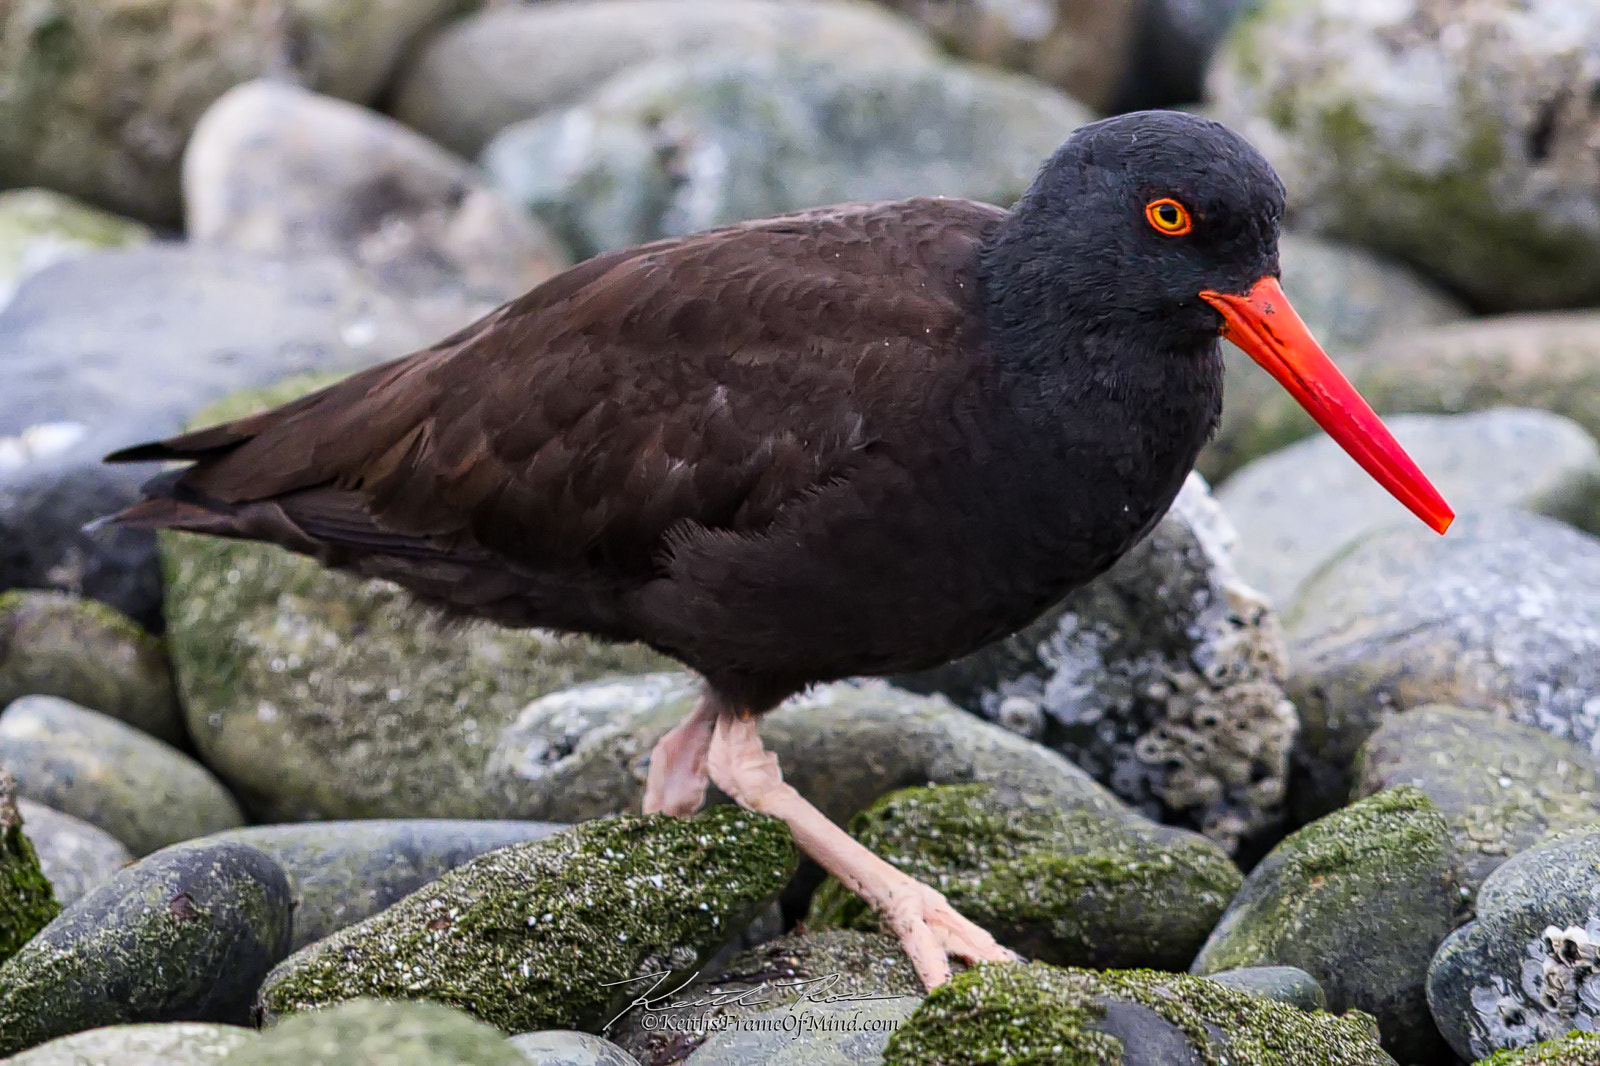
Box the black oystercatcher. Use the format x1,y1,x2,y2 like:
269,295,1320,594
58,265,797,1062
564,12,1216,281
104,111,1452,988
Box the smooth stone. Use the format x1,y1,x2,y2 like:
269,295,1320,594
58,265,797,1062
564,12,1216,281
1203,966,1327,1012
1354,705,1600,892
1216,409,1600,606
1208,0,1600,310
1284,510,1600,821
0,589,181,744
0,841,292,1057
1473,1032,1600,1065
809,782,1241,972
0,771,58,965
881,963,1395,1064
258,808,796,1034
234,999,524,1065
1206,312,1600,485
16,799,130,908
510,1031,642,1066
185,80,567,330
899,473,1296,855
392,0,936,158
683,998,918,1066
1191,787,1464,1063
483,50,1089,260
206,819,568,950
0,696,243,855
0,189,149,311
0,1022,254,1065
1428,828,1600,1059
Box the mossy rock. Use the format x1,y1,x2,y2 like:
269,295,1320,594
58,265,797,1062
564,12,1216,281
809,783,1241,970
0,771,59,964
881,962,1396,1065
2,1022,254,1065
239,998,525,1065
1477,1031,1600,1065
0,188,151,303
258,807,797,1034
1191,787,1464,1062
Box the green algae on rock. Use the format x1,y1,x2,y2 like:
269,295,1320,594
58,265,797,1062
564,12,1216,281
258,807,796,1034
1477,1031,1600,1066
881,963,1396,1066
1191,787,1464,1063
237,998,525,1066
0,770,59,965
809,783,1240,970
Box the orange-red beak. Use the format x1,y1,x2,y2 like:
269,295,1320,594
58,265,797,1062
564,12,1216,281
1199,277,1454,534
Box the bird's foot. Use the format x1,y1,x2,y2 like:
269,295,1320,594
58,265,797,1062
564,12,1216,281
873,870,1018,988
641,693,719,816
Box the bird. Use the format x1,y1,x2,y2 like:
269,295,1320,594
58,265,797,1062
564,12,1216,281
104,110,1453,990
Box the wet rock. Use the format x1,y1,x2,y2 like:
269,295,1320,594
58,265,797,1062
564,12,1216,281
510,1031,641,1066
0,770,58,965
16,799,131,908
683,998,918,1066
1206,312,1600,485
0,1022,255,1065
1203,966,1327,1012
0,589,180,744
392,0,935,158
232,999,524,1066
1475,1032,1600,1065
1428,827,1600,1060
258,808,796,1034
1216,409,1600,606
810,783,1240,972
185,80,567,334
900,473,1296,854
1191,787,1464,1063
881,962,1395,1065
0,189,149,311
0,840,293,1057
207,819,567,950
0,696,243,855
1209,0,1600,311
484,50,1088,259
0,0,477,224
1283,509,1600,821
1353,705,1600,892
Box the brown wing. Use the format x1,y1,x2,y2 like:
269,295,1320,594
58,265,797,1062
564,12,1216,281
108,197,1003,588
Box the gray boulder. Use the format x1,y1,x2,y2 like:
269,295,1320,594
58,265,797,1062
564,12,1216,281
899,473,1296,854
16,799,131,907
0,189,149,311
1202,966,1326,1012
684,998,918,1066
232,999,524,1066
510,1032,641,1066
0,1023,254,1065
1208,0,1600,310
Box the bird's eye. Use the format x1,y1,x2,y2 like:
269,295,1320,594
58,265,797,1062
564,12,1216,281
1145,198,1193,236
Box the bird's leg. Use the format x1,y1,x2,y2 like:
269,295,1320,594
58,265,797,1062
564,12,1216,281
641,693,720,816
706,709,1020,989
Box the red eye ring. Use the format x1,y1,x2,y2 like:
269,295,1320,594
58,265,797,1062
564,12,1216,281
1145,198,1193,236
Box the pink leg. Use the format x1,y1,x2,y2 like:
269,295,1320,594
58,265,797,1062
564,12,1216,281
642,693,720,816
706,710,1020,989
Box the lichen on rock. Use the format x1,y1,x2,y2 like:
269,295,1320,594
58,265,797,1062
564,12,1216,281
0,769,59,965
1478,1030,1600,1066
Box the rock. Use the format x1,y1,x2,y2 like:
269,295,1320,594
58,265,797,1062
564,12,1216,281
258,808,796,1034
0,696,244,855
1475,1032,1600,1065
0,0,477,224
881,962,1395,1065
16,799,131,908
0,771,58,965
809,783,1241,971
607,930,922,1065
1113,0,1250,112
185,80,567,334
1283,509,1600,821
0,1023,255,1065
206,819,567,950
232,999,524,1066
390,0,934,158
682,998,919,1066
510,1032,641,1066
1191,787,1465,1063
1208,0,1600,311
1215,409,1600,606
0,589,181,744
899,473,1296,854
1428,827,1600,1059
1206,312,1600,485
1203,966,1327,1012
0,840,293,1057
483,50,1089,260
1353,705,1600,892
0,189,149,311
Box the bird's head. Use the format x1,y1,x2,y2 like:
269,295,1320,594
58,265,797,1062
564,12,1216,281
1002,110,1453,535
